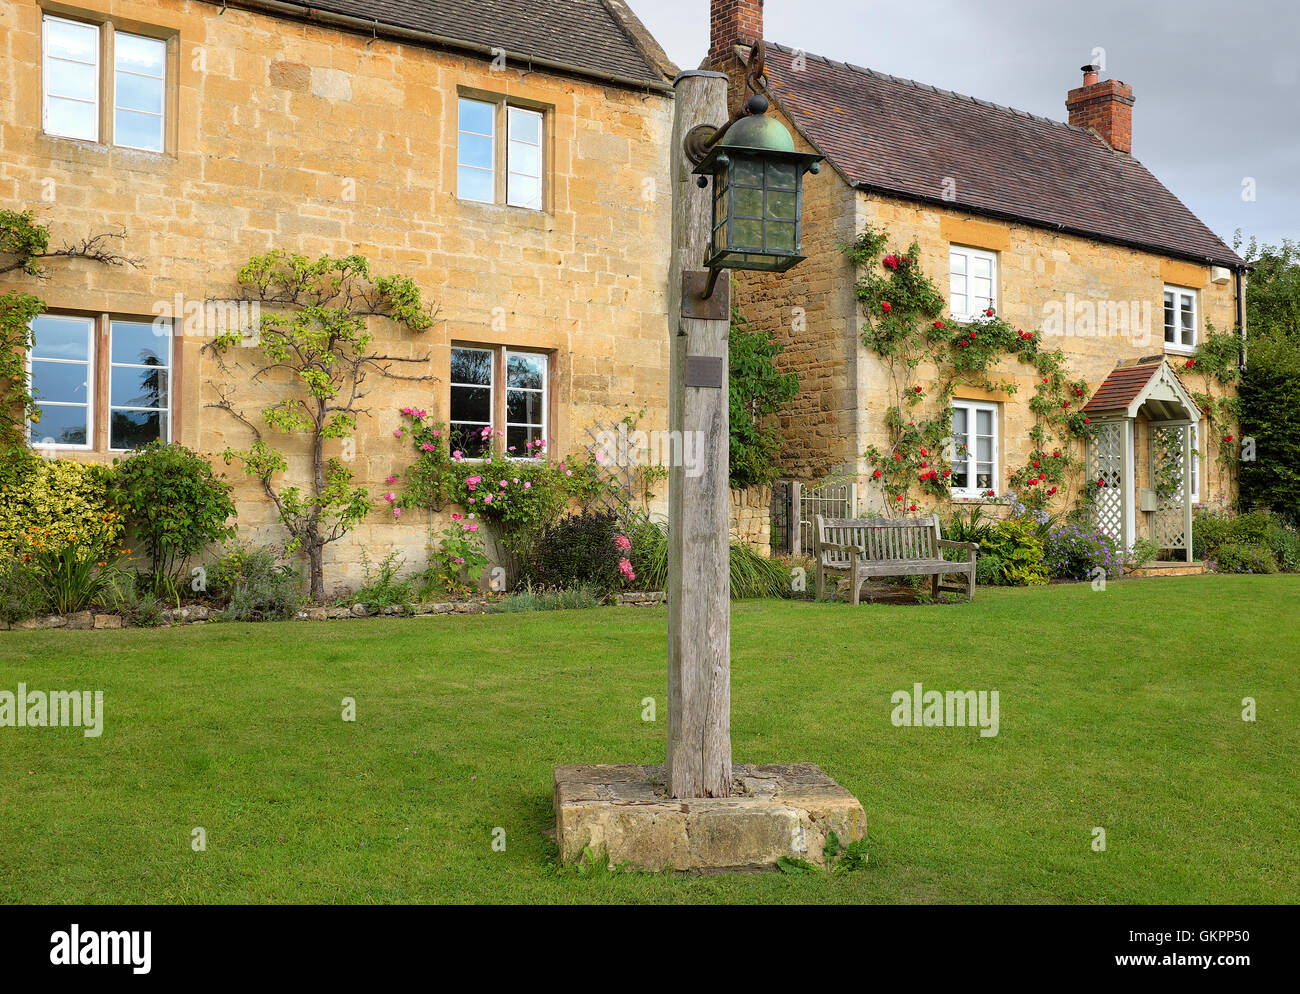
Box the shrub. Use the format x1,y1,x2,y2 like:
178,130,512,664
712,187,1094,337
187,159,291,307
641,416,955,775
1126,537,1162,571
1209,543,1279,574
22,536,127,614
426,516,491,598
1042,525,1123,581
109,581,164,628
526,510,627,595
112,441,237,595
980,519,1048,586
0,558,46,622
206,544,300,621
1192,508,1237,560
729,307,799,488
484,585,603,613
1266,524,1300,572
346,551,415,612
0,458,121,556
1239,330,1300,523
974,552,1004,586
729,542,793,598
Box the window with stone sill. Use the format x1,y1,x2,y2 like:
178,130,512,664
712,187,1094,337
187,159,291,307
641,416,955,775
950,399,999,499
28,313,173,452
1163,285,1197,352
449,345,548,459
42,14,169,152
949,245,998,321
457,96,544,210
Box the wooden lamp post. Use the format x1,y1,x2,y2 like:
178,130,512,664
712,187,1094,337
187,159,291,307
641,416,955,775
666,44,821,798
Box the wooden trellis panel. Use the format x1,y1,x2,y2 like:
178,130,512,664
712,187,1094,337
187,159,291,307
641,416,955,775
1087,420,1125,546
581,419,635,517
1150,424,1188,550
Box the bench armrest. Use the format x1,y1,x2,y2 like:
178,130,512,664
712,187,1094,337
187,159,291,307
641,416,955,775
936,539,979,551
820,540,861,554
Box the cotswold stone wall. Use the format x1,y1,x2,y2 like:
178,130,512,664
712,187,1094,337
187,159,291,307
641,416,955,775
729,485,772,557
0,0,673,595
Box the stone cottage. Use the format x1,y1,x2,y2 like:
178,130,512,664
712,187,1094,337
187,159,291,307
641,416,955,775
707,0,1245,557
2,0,681,588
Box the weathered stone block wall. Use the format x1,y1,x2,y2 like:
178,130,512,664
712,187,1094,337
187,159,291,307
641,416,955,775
729,484,771,557
0,0,673,595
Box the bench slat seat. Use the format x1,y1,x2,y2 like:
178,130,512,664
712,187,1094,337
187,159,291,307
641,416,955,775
813,513,977,605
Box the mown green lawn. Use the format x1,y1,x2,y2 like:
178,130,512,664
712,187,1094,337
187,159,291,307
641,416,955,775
1,575,1297,904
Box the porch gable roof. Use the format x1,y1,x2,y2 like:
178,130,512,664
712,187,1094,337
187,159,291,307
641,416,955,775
1083,358,1202,421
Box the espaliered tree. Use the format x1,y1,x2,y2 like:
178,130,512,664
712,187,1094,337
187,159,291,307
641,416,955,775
844,228,1097,514
207,251,435,601
1,210,136,453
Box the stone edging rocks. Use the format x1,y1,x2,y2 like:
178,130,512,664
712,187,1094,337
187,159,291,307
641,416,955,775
0,592,667,630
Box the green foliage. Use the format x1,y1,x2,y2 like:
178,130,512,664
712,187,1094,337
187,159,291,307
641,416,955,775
524,509,632,596
21,534,126,614
211,251,434,601
1041,524,1123,582
206,544,301,620
1209,542,1278,575
112,441,238,594
845,228,1095,514
0,457,122,556
1237,232,1300,340
621,519,791,599
347,551,416,613
427,518,490,598
0,558,47,622
394,411,605,563
979,519,1049,586
1238,331,1300,523
0,209,51,277
1127,537,1162,571
484,585,603,613
110,581,165,628
729,307,798,488
0,290,46,450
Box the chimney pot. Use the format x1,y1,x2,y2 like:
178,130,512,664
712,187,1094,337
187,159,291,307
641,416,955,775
1066,65,1135,154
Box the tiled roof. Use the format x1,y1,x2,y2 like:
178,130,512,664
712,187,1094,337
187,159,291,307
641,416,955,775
751,44,1242,267
1083,361,1165,414
221,0,674,89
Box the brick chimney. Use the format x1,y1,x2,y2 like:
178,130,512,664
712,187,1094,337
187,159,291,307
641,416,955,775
1066,64,1134,153
709,0,764,67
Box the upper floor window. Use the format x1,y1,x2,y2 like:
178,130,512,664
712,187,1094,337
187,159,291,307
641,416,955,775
28,313,173,452
449,345,548,459
949,245,997,321
41,15,168,152
950,399,999,499
1164,285,1197,352
457,97,544,210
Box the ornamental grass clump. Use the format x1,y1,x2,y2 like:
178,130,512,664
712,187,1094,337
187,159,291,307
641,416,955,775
1043,524,1123,582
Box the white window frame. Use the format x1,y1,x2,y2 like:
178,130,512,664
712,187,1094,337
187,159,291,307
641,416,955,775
42,15,100,142
457,98,496,204
108,319,173,451
950,399,999,499
1163,285,1198,353
449,345,495,459
112,32,167,153
949,245,998,321
27,314,96,451
503,349,548,458
506,107,544,210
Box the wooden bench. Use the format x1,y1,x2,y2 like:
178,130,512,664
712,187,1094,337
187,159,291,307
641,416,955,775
813,514,978,605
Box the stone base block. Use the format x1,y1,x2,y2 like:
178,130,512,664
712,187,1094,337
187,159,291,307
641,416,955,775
553,762,866,872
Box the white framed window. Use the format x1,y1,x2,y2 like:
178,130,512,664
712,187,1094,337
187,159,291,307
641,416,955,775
504,350,547,456
28,314,95,449
949,245,997,321
457,98,495,203
506,107,543,210
113,32,166,152
1164,285,1197,351
109,319,171,450
1189,423,1200,503
950,399,999,498
42,16,100,142
449,345,494,457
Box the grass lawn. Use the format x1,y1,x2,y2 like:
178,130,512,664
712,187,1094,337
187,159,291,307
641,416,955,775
1,574,1297,904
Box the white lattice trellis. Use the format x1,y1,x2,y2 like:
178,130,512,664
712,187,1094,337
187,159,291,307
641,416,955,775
1150,424,1188,550
1088,420,1125,545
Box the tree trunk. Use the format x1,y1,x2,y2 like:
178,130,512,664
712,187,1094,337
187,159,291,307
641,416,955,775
308,541,325,603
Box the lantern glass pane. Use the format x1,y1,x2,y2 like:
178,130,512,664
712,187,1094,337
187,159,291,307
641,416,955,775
733,156,763,186
767,161,797,189
766,189,795,220
767,222,796,253
734,218,763,250
734,187,762,217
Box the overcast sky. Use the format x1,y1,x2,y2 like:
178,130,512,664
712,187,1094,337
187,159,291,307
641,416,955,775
632,0,1300,253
